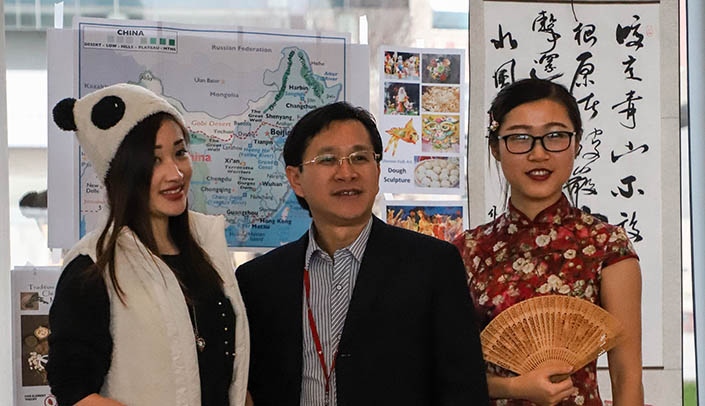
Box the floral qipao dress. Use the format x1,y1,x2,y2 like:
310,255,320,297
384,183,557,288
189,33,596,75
452,194,638,406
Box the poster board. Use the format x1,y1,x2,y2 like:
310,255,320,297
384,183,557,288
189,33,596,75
47,18,370,250
377,47,467,195
376,46,471,239
11,267,61,406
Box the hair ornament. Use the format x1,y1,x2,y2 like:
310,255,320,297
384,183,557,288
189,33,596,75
487,111,500,132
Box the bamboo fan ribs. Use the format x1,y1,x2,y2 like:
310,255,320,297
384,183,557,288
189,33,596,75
480,295,623,375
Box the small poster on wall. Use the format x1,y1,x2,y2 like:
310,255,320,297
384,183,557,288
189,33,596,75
11,267,62,406
378,46,466,194
382,199,468,243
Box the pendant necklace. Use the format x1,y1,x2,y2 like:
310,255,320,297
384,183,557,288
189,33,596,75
189,304,206,352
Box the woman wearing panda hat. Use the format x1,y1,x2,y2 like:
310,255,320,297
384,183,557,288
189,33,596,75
47,83,250,406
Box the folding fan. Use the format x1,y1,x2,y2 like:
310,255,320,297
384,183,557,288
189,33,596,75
480,295,623,376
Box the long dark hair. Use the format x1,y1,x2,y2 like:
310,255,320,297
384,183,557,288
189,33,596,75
94,112,222,304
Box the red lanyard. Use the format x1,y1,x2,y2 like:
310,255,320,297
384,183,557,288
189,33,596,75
303,268,337,404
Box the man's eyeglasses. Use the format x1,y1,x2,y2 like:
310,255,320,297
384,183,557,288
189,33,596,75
300,150,381,168
498,131,576,154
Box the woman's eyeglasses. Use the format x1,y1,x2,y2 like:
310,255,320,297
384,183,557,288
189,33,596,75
498,131,576,154
300,150,381,168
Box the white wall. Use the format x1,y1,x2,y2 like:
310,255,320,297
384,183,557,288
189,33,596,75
1,0,17,402
686,0,705,401
6,70,47,148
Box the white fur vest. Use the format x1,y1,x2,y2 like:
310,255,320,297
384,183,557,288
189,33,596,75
63,211,249,405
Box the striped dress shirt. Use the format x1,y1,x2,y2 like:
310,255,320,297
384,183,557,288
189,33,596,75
300,218,373,406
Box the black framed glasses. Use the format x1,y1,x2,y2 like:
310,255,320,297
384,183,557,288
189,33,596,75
300,150,381,168
498,131,576,154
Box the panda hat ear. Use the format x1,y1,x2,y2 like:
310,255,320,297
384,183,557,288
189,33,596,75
52,98,78,131
52,83,187,183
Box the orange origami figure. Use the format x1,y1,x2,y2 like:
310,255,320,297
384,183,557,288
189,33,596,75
384,118,418,156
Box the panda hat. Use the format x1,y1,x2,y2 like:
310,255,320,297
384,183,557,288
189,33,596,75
53,83,187,182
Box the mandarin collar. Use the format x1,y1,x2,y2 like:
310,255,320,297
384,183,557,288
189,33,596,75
506,194,573,226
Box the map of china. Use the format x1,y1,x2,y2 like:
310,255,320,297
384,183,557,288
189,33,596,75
135,46,342,246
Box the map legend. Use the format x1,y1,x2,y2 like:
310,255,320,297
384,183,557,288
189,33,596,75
81,24,178,53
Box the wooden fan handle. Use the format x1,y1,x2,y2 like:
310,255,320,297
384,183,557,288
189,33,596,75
549,373,571,383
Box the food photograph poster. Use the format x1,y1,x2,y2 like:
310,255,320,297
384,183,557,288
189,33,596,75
382,200,468,243
378,46,466,194
11,267,62,406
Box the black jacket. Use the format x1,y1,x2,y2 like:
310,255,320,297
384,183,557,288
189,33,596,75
236,216,489,406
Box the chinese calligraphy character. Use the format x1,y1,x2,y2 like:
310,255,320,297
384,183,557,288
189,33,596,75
610,175,644,198
611,141,649,162
570,51,596,92
576,92,600,119
536,52,560,73
533,10,561,53
573,22,598,47
612,90,643,129
617,211,643,242
490,24,518,50
565,127,602,206
493,59,516,89
616,15,645,51
488,205,498,221
622,55,643,81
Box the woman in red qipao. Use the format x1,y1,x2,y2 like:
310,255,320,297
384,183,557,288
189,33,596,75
453,78,643,406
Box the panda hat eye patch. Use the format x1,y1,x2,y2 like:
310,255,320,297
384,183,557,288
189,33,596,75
91,95,126,130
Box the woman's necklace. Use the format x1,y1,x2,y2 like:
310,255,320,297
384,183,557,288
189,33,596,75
189,304,206,352
161,250,207,353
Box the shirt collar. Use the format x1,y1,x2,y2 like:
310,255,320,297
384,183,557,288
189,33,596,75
305,217,374,268
506,193,573,225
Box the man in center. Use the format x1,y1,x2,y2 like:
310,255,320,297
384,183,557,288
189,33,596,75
236,101,488,406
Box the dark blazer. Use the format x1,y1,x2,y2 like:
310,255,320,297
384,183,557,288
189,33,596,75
236,216,488,406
